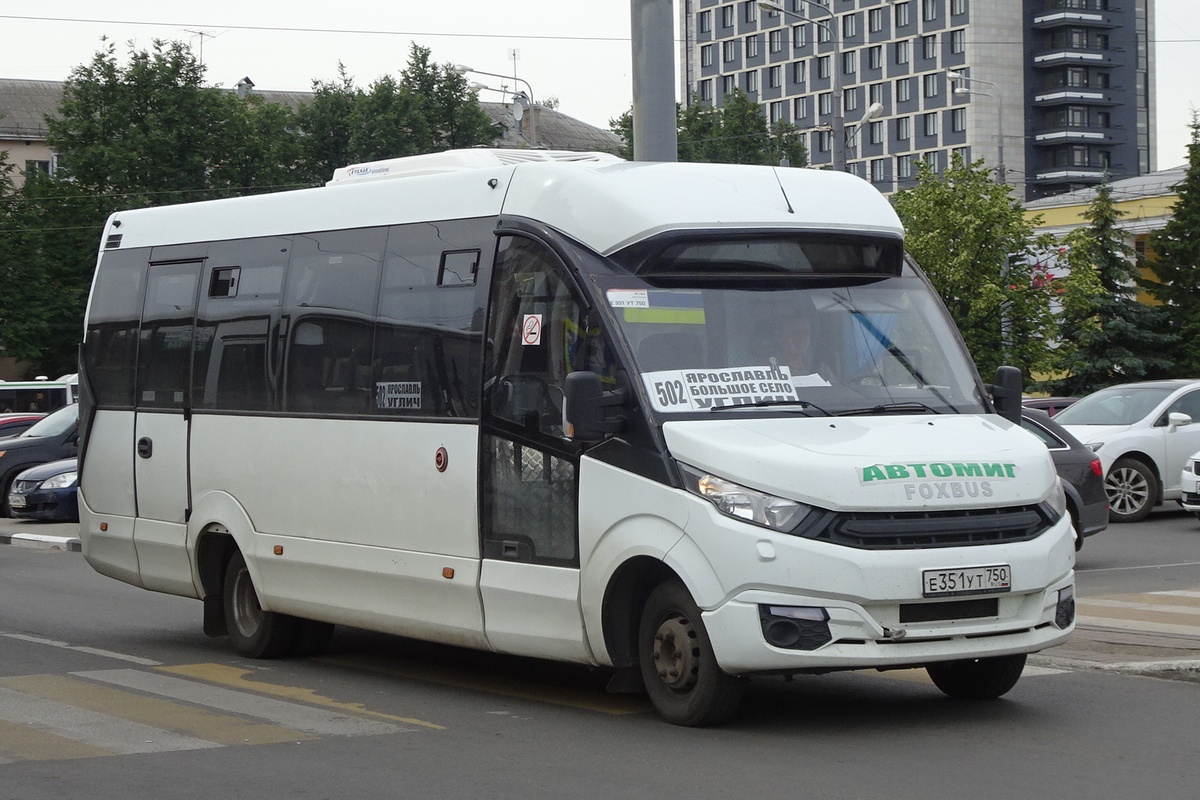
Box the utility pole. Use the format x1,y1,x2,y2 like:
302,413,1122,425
630,0,678,162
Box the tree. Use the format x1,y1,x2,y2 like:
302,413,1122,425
1047,182,1174,395
610,91,807,166
294,46,499,184
1146,113,1200,374
891,154,1061,379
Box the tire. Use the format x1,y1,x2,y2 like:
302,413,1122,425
1105,457,1158,523
926,654,1026,700
0,474,13,518
637,579,744,727
223,550,298,658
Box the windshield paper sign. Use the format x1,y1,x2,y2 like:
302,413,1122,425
860,461,1019,501
643,366,799,411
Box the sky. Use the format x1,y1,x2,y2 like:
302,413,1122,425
2,1,1198,168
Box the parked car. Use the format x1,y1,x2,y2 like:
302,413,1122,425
0,403,78,517
1056,379,1200,523
7,458,78,522
1022,396,1079,417
0,412,45,439
1021,408,1107,549
1181,452,1200,520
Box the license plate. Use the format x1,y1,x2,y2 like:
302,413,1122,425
8,494,25,509
923,565,1011,597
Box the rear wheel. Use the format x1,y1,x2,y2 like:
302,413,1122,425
223,550,298,658
926,654,1026,700
637,580,744,727
1106,458,1157,523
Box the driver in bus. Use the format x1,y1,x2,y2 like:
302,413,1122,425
769,313,832,388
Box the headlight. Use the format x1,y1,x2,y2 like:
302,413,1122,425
678,463,811,531
41,471,77,490
1043,476,1068,521
1086,442,1104,452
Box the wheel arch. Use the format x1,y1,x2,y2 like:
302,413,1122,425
1110,451,1163,502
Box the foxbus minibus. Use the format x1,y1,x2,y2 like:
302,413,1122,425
78,149,1075,725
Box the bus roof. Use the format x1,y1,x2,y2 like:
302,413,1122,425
100,150,903,258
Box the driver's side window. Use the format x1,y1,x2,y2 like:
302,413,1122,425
487,236,597,438
1164,390,1200,424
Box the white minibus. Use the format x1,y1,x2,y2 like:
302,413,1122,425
78,149,1075,726
0,374,78,414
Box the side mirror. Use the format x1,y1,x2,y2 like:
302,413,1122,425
1169,412,1192,429
989,365,1023,425
564,371,626,442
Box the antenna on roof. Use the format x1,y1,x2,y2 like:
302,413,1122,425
184,29,217,65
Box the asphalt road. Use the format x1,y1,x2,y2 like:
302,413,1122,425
1,510,1199,798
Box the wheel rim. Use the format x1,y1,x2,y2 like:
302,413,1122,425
230,566,264,639
1107,466,1150,517
651,612,699,692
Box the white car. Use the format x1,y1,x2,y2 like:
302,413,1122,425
1056,379,1200,523
1180,453,1200,520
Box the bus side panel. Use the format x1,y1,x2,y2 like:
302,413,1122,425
479,561,593,662
80,409,136,517
188,414,486,641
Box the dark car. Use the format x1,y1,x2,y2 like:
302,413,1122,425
0,412,45,439
7,458,78,522
0,404,78,517
1021,408,1107,550
1022,396,1079,417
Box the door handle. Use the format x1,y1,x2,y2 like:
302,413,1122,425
137,437,153,459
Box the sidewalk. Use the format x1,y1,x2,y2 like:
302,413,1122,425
0,518,81,551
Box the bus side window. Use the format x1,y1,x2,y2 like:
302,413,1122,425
86,248,148,410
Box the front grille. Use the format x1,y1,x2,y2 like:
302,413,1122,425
794,504,1056,550
900,597,999,623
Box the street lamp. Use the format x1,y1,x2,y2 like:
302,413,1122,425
758,0,845,171
455,64,538,147
947,70,1006,184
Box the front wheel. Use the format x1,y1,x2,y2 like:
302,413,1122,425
1106,458,1158,523
926,654,1026,700
223,550,298,658
637,580,744,727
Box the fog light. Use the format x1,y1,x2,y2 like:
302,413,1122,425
1055,585,1075,630
759,605,832,650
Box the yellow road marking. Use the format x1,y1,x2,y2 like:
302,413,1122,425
0,674,313,746
0,717,113,762
317,653,652,716
158,663,445,730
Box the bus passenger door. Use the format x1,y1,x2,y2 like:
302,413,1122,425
133,253,204,595
479,235,602,663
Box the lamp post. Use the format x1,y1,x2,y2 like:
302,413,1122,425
758,0,844,171
947,70,1005,184
455,64,538,147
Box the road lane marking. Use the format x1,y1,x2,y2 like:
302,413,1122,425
77,668,411,736
0,716,114,762
0,674,314,747
1076,615,1200,638
1077,561,1200,573
0,633,161,666
158,663,445,730
0,685,221,755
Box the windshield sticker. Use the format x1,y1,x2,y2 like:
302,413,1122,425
376,381,422,410
608,289,706,325
521,314,542,346
643,365,799,411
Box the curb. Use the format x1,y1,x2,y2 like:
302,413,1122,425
0,532,82,552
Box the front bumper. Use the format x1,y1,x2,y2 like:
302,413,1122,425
9,487,79,521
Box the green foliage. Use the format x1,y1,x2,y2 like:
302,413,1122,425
2,39,501,376
1046,183,1174,395
295,46,499,183
891,154,1060,381
610,91,807,167
1146,113,1200,374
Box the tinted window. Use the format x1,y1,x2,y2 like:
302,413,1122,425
85,248,148,408
284,228,385,316
137,262,202,409
284,314,374,415
372,219,492,418
192,237,290,412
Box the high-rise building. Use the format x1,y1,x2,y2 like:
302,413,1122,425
679,0,1155,200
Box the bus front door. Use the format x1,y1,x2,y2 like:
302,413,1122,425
133,254,205,595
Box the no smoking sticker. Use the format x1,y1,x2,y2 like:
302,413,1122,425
522,314,542,346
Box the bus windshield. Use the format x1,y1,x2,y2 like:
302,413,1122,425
599,273,987,417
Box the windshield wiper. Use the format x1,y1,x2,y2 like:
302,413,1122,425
710,399,833,416
837,402,942,416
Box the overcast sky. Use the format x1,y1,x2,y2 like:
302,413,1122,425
2,1,1197,168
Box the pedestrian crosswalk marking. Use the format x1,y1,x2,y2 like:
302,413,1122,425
159,662,444,730
1077,589,1200,639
